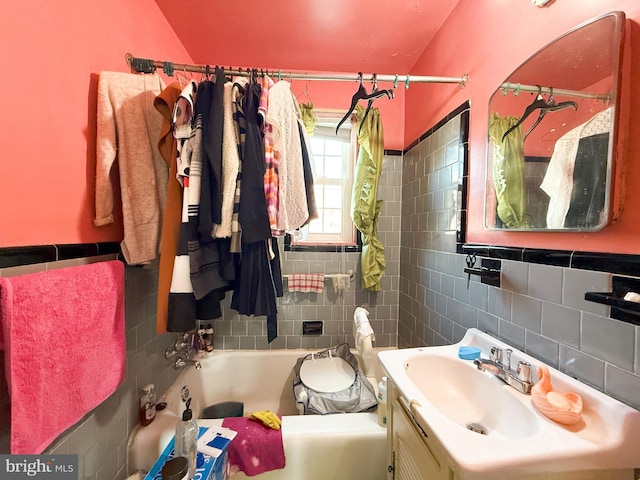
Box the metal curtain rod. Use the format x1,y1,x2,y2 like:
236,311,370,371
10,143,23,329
500,82,611,101
125,53,469,89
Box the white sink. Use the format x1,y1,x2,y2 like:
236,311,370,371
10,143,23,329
379,329,640,478
405,354,540,439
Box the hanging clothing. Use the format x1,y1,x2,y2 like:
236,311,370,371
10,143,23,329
167,81,198,332
266,81,309,232
488,113,528,229
351,105,386,291
231,79,282,342
199,68,226,237
259,75,280,231
299,102,317,136
153,82,183,333
214,81,240,238
563,132,609,228
94,71,167,265
230,79,250,253
541,107,612,228
238,80,271,243
188,83,229,301
297,121,318,227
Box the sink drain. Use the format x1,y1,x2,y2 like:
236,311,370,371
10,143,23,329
466,422,488,435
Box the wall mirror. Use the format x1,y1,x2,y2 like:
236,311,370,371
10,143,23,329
485,11,625,231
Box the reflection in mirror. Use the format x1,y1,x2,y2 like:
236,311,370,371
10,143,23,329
485,11,625,231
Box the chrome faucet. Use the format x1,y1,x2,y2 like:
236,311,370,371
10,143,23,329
473,346,534,395
174,356,201,370
165,332,195,360
165,332,201,370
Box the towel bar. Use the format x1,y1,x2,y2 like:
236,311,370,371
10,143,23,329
282,270,354,282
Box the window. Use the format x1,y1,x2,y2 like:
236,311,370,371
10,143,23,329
287,113,360,251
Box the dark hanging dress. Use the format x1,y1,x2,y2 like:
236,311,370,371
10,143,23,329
231,80,283,342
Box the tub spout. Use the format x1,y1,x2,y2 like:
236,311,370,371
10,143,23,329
174,356,201,370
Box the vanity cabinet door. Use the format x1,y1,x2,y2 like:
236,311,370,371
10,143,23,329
391,399,443,480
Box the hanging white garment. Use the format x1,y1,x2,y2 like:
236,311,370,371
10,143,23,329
214,80,241,238
540,107,612,228
265,81,309,232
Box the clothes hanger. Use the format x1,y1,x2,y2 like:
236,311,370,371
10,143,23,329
175,67,192,88
359,74,395,133
335,72,368,134
501,86,550,142
523,87,578,140
359,74,379,133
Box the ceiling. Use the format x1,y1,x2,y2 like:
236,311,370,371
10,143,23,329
154,0,461,75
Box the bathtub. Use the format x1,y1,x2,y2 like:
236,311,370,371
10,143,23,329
127,347,390,480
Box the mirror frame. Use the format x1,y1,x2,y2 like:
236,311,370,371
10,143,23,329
484,11,625,232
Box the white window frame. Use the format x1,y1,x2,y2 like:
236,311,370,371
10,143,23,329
290,112,359,248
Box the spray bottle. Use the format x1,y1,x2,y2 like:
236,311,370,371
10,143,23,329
174,397,198,479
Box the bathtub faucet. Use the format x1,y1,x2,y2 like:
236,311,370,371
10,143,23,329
165,332,196,361
173,356,201,370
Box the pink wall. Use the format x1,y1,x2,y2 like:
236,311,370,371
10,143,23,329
0,0,406,248
406,1,640,254
291,80,405,151
0,0,192,247
4,1,637,251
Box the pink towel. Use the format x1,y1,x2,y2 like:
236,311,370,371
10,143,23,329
222,416,286,476
287,273,324,293
0,260,126,454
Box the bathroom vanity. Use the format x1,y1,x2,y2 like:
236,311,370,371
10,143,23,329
379,329,640,480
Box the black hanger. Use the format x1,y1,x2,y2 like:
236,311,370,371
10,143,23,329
501,86,549,142
502,86,578,142
523,87,578,140
336,73,368,134
359,74,395,133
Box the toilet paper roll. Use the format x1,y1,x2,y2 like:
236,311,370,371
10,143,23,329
623,291,640,303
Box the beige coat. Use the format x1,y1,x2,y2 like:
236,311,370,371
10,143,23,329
94,72,167,264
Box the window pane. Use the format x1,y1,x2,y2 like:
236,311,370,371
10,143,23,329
324,185,343,208
313,155,325,176
310,137,324,154
324,156,345,179
324,209,342,233
324,139,344,156
308,215,323,233
313,185,324,206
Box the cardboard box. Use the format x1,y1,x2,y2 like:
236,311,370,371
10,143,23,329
145,426,235,480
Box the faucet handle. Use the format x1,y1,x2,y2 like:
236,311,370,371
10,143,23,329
517,361,532,383
505,349,512,370
490,346,503,363
174,332,193,351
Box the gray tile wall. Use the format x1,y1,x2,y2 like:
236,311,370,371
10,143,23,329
0,257,181,480
208,154,402,350
0,152,402,479
399,111,640,411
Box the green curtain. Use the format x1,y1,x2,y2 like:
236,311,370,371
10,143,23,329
351,105,386,291
488,113,529,228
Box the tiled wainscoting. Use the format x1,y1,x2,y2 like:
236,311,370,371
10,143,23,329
399,105,640,411
0,254,180,479
0,150,402,479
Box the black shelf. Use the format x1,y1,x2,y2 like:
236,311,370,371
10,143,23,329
584,275,640,326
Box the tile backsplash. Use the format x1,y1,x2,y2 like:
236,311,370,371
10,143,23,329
399,107,640,411
0,257,179,479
